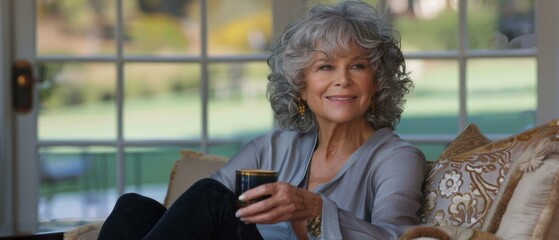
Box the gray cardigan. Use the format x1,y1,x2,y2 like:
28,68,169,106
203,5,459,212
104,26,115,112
211,128,426,239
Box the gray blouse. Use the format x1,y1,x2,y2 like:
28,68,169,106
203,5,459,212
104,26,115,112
211,127,426,240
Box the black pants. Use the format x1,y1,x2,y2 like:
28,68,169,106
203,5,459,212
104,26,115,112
97,178,263,240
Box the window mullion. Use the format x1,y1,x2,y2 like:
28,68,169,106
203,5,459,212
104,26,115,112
200,0,209,153
458,0,468,131
115,0,125,196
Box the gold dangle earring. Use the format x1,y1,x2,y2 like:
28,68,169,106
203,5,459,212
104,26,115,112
298,97,306,120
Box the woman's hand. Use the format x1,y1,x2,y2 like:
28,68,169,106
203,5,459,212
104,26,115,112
235,182,322,225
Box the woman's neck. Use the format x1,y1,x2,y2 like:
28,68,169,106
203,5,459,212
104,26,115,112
314,120,375,162
305,120,375,191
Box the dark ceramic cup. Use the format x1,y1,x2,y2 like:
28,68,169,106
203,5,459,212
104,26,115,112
235,169,278,207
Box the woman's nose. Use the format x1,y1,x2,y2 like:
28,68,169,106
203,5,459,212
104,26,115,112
334,70,351,87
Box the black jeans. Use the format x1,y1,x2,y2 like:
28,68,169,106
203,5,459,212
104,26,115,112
97,178,263,240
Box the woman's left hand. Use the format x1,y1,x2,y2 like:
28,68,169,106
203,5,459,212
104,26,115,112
235,182,322,224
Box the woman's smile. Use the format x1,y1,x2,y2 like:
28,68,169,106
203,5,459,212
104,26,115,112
325,95,357,104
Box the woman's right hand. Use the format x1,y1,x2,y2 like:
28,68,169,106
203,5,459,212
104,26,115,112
235,182,322,225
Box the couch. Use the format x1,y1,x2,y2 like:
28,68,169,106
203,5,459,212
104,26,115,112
65,119,559,240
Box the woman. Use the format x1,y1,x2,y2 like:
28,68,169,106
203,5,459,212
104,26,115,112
98,1,426,239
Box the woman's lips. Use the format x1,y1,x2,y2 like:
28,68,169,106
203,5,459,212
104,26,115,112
326,96,357,103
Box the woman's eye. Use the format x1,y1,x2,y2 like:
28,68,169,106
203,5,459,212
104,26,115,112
350,64,366,70
318,65,333,71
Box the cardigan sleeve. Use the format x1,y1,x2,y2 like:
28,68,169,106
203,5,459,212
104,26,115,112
318,145,426,240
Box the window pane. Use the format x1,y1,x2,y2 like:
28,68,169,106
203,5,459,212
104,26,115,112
208,0,272,55
467,58,536,134
124,146,189,203
399,60,459,134
39,146,116,228
37,0,115,56
208,62,272,144
468,0,536,50
209,143,244,158
392,1,458,52
38,63,116,140
414,143,447,162
123,0,200,55
124,63,201,139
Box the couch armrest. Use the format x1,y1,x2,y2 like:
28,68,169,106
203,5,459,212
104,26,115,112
400,226,500,240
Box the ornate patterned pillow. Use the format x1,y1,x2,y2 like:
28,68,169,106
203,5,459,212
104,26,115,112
485,138,559,239
438,124,492,160
419,119,559,229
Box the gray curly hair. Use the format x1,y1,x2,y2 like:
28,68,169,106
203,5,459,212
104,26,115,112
267,0,413,133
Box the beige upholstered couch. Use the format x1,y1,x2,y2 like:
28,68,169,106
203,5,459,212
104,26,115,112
65,120,559,240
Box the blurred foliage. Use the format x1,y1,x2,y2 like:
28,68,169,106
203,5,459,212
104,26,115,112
40,64,115,109
468,6,499,49
209,10,271,53
126,14,190,53
396,7,497,51
396,9,459,51
123,63,200,99
37,0,111,30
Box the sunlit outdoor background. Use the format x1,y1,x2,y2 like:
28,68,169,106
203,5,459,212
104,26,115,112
34,0,536,231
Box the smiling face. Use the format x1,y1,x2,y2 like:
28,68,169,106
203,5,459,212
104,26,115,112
300,44,376,127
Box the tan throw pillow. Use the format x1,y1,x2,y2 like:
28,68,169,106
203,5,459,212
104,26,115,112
438,124,492,160
484,138,559,240
420,119,559,229
163,150,228,207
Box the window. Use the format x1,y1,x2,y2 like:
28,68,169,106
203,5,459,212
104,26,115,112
396,0,537,160
34,0,274,230
311,0,537,160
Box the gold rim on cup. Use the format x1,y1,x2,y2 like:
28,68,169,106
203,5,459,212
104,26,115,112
236,169,277,176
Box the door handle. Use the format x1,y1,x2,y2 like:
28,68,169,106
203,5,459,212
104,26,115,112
12,60,34,113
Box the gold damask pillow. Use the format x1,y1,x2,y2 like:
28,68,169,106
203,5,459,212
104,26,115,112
484,138,559,239
438,124,492,160
419,119,559,229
